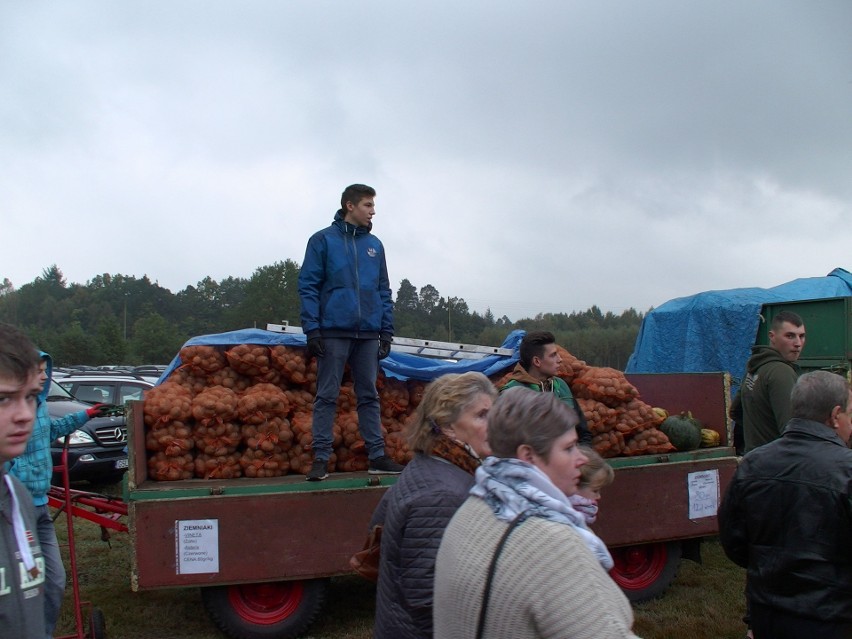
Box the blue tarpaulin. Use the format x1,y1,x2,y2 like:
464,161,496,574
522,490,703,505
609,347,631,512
625,267,852,385
160,328,524,384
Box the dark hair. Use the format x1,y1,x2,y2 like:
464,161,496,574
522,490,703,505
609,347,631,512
341,184,376,210
406,372,497,454
518,331,556,370
487,386,578,461
0,323,40,383
771,311,804,331
791,370,850,424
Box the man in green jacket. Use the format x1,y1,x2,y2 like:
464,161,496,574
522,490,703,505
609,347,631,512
740,311,806,453
500,331,592,444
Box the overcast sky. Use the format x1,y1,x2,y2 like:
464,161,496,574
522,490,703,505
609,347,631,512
2,1,851,322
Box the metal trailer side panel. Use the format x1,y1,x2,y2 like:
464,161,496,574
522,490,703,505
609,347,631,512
130,486,385,590
591,457,738,547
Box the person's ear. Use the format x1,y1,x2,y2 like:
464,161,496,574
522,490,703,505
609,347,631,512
530,355,542,369
830,405,842,428
516,444,535,463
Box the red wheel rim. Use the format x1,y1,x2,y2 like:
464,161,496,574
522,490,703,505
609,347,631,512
609,543,668,591
227,581,305,625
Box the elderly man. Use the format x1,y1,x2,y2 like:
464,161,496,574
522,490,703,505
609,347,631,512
719,370,852,639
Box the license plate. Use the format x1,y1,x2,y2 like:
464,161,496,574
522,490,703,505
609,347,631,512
115,458,129,469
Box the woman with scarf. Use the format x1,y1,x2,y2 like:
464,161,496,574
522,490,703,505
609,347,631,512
370,372,497,639
433,386,641,639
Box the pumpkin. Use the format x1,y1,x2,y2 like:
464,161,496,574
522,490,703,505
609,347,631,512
700,428,722,447
660,412,702,451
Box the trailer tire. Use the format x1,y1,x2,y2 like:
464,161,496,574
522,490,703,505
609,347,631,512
87,606,106,639
609,541,681,603
201,578,328,639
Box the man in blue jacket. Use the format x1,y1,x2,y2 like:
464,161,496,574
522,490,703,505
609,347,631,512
298,184,403,481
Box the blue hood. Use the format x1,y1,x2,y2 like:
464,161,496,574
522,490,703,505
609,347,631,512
38,350,52,401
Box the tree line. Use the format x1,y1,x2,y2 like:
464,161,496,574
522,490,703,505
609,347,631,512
0,264,645,370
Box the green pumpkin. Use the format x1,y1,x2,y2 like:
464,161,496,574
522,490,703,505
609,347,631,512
660,412,702,451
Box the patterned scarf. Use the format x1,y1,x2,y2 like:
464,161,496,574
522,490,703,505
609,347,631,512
430,434,482,476
471,457,614,570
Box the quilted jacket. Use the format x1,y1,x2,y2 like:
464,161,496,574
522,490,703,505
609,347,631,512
370,453,474,639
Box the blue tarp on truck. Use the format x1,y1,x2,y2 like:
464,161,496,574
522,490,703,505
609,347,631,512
625,267,852,384
160,329,523,383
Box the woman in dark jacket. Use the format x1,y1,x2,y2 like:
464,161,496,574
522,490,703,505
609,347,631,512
370,371,497,639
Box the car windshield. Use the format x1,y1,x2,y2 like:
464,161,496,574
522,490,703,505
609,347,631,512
47,379,77,401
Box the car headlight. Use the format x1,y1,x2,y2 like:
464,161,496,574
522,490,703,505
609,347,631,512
55,430,95,446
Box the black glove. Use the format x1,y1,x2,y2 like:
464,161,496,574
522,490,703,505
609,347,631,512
378,337,392,360
307,336,325,358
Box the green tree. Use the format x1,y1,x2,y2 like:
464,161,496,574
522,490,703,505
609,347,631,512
130,313,186,363
55,321,97,366
239,260,302,329
96,316,128,364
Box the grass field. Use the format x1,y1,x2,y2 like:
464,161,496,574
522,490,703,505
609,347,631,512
53,489,748,639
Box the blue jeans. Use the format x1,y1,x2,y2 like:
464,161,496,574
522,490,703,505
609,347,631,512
311,337,385,461
37,504,66,638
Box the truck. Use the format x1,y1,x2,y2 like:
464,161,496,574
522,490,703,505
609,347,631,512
755,296,852,376
125,327,739,639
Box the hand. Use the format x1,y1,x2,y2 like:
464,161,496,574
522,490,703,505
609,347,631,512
378,338,392,360
86,403,113,418
307,336,325,358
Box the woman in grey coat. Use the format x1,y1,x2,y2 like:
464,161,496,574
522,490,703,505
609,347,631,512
370,372,497,639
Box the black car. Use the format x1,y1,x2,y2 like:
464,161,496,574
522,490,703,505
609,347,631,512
46,380,129,485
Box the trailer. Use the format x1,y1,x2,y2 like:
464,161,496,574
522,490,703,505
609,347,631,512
126,329,738,639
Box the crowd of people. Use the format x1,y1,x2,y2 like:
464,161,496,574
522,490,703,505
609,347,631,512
4,183,850,639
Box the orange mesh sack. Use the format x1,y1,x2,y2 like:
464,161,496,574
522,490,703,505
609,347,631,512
576,398,620,435
571,367,639,408
271,345,310,385
622,428,675,456
237,383,290,424
555,345,589,383
379,378,410,418
146,420,194,457
208,367,252,394
239,449,288,478
191,386,239,425
143,382,193,427
226,344,273,378
179,345,227,374
148,451,195,481
194,452,242,479
592,430,625,458
193,421,242,456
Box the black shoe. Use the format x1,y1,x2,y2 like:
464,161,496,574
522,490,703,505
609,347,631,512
368,455,404,475
306,460,329,482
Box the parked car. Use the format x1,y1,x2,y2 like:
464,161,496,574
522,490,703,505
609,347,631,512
46,380,130,485
58,373,155,405
130,364,168,383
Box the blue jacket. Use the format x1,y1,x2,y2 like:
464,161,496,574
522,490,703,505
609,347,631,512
298,210,394,340
7,352,88,506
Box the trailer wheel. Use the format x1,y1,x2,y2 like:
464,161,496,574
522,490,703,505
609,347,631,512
87,607,107,639
610,541,682,603
201,578,328,639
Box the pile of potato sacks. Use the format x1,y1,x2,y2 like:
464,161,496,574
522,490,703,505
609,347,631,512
143,343,672,482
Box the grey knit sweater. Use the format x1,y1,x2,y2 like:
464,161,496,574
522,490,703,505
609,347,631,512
434,497,640,639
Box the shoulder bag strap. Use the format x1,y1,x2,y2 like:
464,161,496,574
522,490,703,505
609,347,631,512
475,512,528,639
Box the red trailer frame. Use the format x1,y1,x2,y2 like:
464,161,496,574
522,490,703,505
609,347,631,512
124,371,738,638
